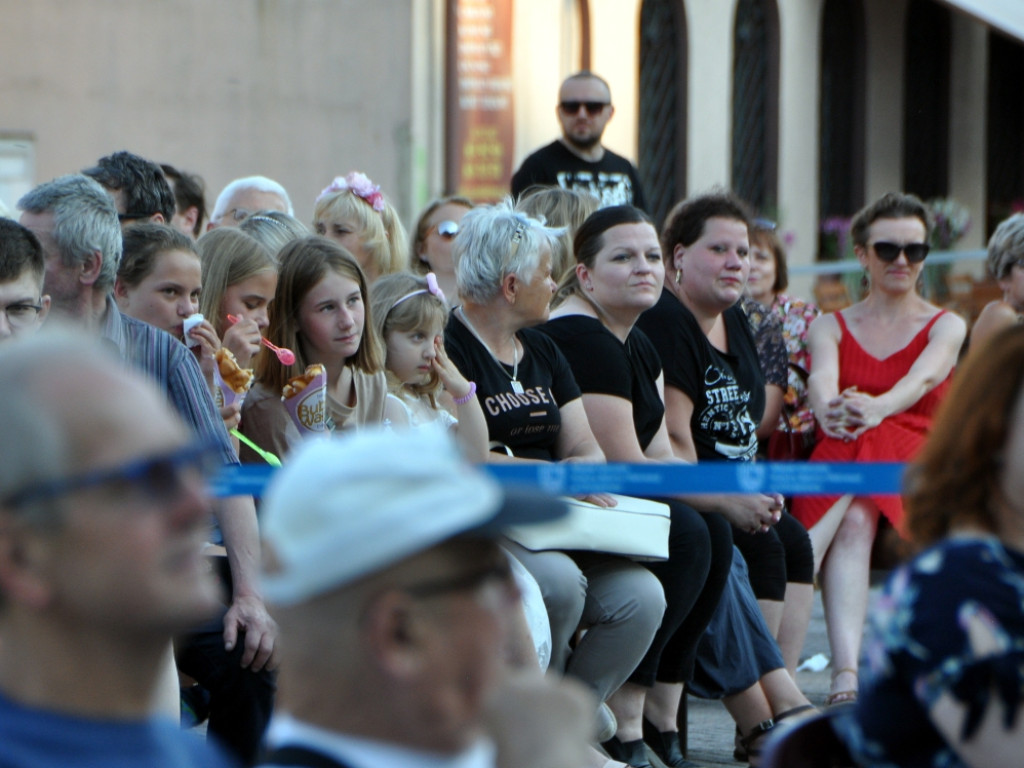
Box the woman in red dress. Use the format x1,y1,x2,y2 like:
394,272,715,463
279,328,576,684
791,192,966,706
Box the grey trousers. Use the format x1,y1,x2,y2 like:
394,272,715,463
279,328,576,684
504,540,666,703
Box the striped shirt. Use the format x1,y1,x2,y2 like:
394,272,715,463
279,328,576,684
101,296,238,466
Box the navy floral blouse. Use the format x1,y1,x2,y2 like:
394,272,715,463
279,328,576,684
835,536,1024,767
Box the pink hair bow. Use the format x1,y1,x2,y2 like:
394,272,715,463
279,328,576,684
425,272,446,305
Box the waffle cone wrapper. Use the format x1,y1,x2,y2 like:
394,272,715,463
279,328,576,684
282,364,328,435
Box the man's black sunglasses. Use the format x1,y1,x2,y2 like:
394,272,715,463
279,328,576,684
559,101,609,116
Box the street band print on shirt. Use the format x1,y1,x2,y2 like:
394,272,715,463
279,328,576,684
700,364,758,461
555,170,637,208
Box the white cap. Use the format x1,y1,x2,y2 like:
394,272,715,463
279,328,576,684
259,426,566,605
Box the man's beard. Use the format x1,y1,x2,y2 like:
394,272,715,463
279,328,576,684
566,132,601,151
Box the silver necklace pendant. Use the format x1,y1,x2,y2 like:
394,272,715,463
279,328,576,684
510,379,524,395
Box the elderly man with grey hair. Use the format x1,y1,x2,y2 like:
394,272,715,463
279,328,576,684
18,174,277,765
0,331,235,767
208,176,293,230
256,427,595,768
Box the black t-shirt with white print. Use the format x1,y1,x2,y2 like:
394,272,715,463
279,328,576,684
637,290,765,462
445,312,582,461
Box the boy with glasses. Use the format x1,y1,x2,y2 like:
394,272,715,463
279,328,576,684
0,218,50,341
511,71,646,211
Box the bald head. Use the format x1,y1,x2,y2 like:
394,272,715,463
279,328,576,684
0,327,191,513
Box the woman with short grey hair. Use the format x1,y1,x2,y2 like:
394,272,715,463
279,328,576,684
971,213,1024,350
445,198,667,764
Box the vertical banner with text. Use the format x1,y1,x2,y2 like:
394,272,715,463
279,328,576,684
447,0,514,202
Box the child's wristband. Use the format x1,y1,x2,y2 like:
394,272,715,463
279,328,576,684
453,381,477,405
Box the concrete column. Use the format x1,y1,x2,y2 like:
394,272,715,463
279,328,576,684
589,0,643,162
776,0,825,281
947,13,988,252
408,0,444,211
511,2,567,168
685,0,737,190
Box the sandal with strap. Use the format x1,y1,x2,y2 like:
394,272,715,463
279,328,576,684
825,667,859,707
734,704,819,760
737,718,776,765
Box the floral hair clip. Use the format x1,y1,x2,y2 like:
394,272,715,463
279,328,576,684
389,272,447,313
316,171,386,212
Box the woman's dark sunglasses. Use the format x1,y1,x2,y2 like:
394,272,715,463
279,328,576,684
870,241,930,264
430,220,460,240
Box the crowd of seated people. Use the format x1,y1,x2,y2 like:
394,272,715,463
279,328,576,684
3,147,1018,768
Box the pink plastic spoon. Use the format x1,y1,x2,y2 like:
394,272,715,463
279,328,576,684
227,314,297,365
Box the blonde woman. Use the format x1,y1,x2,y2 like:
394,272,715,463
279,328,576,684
313,172,407,284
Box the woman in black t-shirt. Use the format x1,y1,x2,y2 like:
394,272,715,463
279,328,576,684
636,194,814,667
444,199,666,753
541,205,818,766
636,194,817,758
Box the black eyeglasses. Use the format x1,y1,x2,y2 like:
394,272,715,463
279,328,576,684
1,301,44,329
2,441,222,510
429,220,459,240
559,101,610,116
117,212,151,223
870,241,930,264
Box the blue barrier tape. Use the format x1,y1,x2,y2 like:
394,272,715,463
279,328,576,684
210,461,908,499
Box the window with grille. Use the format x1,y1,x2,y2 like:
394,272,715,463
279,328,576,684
732,0,779,214
638,0,687,231
986,31,1024,236
903,0,951,201
819,0,866,225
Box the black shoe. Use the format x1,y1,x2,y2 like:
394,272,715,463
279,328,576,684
642,717,705,768
602,736,654,768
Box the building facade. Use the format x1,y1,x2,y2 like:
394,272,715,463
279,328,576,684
2,0,1022,284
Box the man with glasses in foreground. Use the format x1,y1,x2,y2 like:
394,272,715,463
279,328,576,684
511,71,646,210
257,428,596,768
0,218,50,342
0,332,234,766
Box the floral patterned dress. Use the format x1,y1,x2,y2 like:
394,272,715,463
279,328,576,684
770,293,820,435
834,536,1024,767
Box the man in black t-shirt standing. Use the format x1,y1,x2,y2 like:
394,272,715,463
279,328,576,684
511,72,646,211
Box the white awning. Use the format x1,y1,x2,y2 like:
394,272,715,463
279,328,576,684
937,0,1024,43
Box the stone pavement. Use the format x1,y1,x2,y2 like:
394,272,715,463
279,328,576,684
672,580,867,768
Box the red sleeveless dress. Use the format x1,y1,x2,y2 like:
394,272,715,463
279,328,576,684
790,310,952,533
